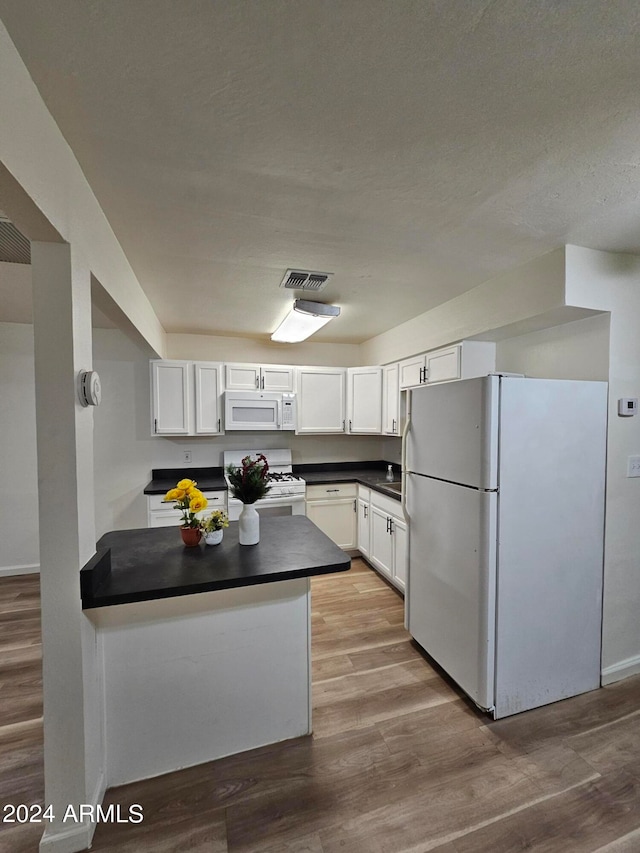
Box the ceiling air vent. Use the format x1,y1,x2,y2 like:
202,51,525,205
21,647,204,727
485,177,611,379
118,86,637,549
0,211,30,264
279,269,332,292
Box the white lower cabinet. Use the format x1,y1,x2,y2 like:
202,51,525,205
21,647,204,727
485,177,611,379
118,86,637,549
356,486,371,559
305,483,357,549
365,490,407,592
147,491,227,528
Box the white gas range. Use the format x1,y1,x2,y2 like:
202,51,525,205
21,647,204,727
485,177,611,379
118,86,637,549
223,449,306,521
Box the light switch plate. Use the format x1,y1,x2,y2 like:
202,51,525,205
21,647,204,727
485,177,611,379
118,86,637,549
183,450,192,464
627,456,640,477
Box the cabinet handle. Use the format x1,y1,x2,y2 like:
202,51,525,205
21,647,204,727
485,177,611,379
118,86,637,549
326,488,340,493
256,376,260,388
217,418,221,432
154,418,158,434
364,505,368,518
353,499,357,513
261,376,265,389
386,516,390,533
392,418,397,433
349,420,352,431
342,420,346,431
390,518,395,535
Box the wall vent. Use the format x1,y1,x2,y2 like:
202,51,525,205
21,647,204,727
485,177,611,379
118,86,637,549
0,211,30,264
279,269,332,291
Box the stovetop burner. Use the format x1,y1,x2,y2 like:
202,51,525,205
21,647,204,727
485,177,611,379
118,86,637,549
267,472,303,482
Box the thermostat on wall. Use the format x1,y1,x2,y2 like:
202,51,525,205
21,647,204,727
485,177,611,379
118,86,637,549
78,370,102,407
618,397,638,417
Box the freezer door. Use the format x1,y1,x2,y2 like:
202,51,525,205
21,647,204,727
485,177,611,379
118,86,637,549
406,473,497,711
494,377,607,718
407,376,499,489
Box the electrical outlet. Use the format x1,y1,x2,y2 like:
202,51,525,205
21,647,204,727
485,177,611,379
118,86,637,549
627,456,640,477
183,450,192,464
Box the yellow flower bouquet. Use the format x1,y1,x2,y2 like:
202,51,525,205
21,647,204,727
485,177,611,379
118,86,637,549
163,478,209,528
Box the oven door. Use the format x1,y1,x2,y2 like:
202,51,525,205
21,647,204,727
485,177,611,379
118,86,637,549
227,493,305,521
224,391,282,431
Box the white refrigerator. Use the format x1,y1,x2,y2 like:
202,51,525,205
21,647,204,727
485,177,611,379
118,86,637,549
403,374,608,719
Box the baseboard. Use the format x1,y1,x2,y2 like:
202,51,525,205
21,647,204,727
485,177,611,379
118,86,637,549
601,654,640,685
0,563,39,577
39,821,93,853
38,771,105,853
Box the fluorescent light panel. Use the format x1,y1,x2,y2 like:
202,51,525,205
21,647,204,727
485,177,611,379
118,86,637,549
271,299,340,343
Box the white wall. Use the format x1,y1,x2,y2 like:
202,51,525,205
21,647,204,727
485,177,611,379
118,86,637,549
564,246,640,683
0,322,39,572
496,314,610,381
153,433,386,470
92,329,155,538
167,332,362,367
362,248,569,365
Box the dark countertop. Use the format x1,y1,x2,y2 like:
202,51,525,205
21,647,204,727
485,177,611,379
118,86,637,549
144,467,227,495
81,516,351,609
143,462,402,501
297,465,403,501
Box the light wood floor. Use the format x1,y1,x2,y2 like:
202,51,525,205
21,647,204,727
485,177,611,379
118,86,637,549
3,561,640,851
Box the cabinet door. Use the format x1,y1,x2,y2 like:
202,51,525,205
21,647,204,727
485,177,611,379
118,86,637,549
225,363,261,390
347,367,382,433
194,362,223,434
382,363,400,435
357,497,371,558
369,504,393,579
297,367,346,434
261,365,295,392
425,345,461,384
151,361,191,435
391,514,408,591
306,498,357,549
398,355,426,390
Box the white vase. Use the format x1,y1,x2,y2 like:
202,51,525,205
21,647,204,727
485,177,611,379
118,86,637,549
239,504,259,545
204,529,223,546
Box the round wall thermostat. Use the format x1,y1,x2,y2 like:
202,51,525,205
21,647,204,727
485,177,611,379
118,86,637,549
78,370,102,407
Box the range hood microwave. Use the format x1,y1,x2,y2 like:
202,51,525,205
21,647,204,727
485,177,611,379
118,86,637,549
224,391,297,431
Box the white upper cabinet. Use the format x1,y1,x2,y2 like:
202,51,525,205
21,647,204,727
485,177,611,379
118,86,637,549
398,342,496,390
194,362,224,434
382,363,400,435
347,366,382,434
151,361,191,434
151,360,224,436
398,354,427,390
425,345,461,384
225,363,295,392
296,367,346,434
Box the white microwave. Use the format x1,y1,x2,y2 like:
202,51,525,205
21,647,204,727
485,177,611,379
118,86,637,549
224,391,296,431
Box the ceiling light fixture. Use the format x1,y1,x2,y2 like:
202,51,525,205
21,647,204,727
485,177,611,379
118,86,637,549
271,299,341,343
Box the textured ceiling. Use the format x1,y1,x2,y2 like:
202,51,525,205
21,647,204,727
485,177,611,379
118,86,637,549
1,1,640,343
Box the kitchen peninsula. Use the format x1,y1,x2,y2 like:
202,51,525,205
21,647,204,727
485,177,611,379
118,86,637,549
81,516,350,787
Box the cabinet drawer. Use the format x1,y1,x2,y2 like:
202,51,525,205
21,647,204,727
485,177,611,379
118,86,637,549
370,490,401,518
306,482,357,500
357,485,371,503
148,490,226,512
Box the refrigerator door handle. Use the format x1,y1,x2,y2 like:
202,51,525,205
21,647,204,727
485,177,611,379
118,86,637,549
401,411,411,523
